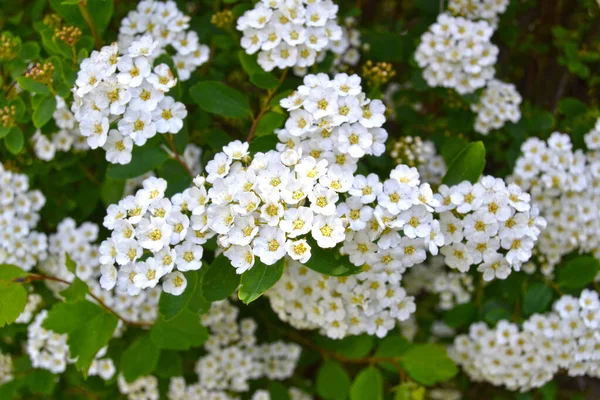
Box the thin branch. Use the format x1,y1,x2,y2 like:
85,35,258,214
78,1,102,49
247,68,288,142
165,134,193,177
22,273,152,328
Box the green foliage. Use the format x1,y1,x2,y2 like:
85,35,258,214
238,258,285,304
159,270,200,321
190,81,252,118
557,256,600,289
150,309,209,350
44,300,118,376
0,265,27,327
120,335,160,382
523,282,553,316
442,141,486,185
316,360,351,400
107,139,169,179
399,344,458,386
60,277,89,302
303,238,362,276
202,254,240,301
350,366,383,400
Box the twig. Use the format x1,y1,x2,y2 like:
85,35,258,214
22,273,152,328
246,69,288,142
546,279,563,296
165,134,193,177
78,1,102,49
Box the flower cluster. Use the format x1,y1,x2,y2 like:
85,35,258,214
26,310,115,379
72,41,186,165
389,136,447,186
0,165,47,271
415,13,498,94
0,352,12,384
41,218,161,327
267,259,417,339
448,0,510,26
204,143,348,272
42,218,101,282
15,293,42,324
509,132,600,269
118,375,159,400
32,97,89,161
276,73,387,169
118,0,210,80
471,79,522,135
237,0,342,72
404,256,474,310
327,16,362,73
99,177,207,296
436,176,545,281
168,300,303,399
451,290,600,391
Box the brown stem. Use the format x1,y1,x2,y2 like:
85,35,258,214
165,134,193,177
23,273,152,328
78,1,102,50
246,68,288,142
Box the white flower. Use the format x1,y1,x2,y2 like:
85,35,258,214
285,239,312,263
253,226,287,265
162,271,187,295
152,97,186,133
174,240,203,271
311,215,344,248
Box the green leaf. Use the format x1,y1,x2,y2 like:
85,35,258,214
16,77,50,94
44,300,117,376
238,51,263,75
250,72,279,89
443,303,477,328
557,256,600,289
24,369,56,395
248,134,278,154
71,311,118,375
60,277,88,303
0,379,21,398
239,258,285,304
442,141,486,186
190,81,251,118
316,360,351,400
33,93,56,128
269,381,291,400
315,334,375,359
523,282,553,316
19,42,40,60
375,336,411,373
100,177,126,207
350,366,383,400
202,254,240,301
151,309,209,350
255,111,285,137
304,238,362,276
107,144,168,179
159,270,199,321
156,351,183,379
557,97,587,118
394,382,425,400
0,265,28,327
5,127,24,155
399,344,458,386
65,252,77,274
160,159,192,197
120,335,160,382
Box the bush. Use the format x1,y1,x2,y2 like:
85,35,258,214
0,0,599,399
